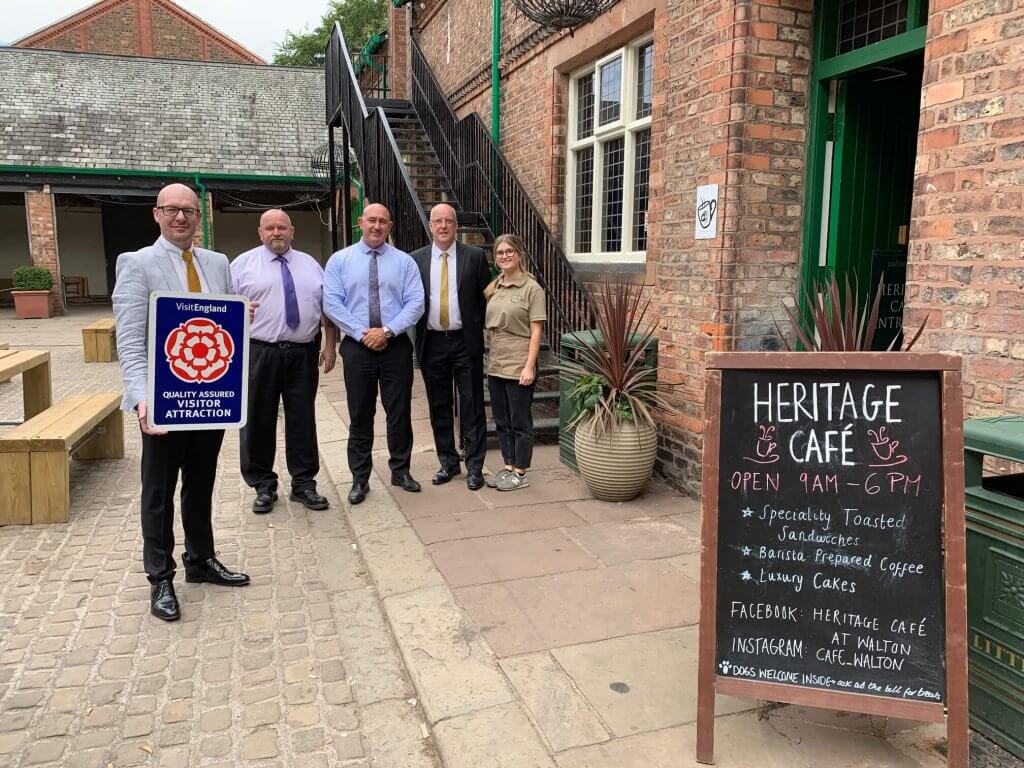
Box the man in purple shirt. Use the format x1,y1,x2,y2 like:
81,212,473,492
231,209,338,514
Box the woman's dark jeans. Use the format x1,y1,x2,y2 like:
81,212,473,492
488,375,535,469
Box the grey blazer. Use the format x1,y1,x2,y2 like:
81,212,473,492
111,238,233,412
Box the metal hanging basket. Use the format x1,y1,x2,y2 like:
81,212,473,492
512,0,620,30
309,142,349,187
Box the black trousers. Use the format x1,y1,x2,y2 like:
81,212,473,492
420,331,486,472
240,340,320,495
488,375,535,470
140,429,224,584
341,333,414,481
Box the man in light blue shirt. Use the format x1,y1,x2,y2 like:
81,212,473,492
323,203,425,504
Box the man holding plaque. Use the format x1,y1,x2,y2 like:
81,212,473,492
231,209,337,514
112,183,250,623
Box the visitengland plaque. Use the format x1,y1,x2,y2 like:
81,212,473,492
146,291,249,431
695,352,968,767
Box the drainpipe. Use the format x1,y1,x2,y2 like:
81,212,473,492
194,174,210,248
491,0,501,146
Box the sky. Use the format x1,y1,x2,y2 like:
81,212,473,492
0,0,332,61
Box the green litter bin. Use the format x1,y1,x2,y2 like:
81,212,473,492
964,416,1024,759
558,330,658,472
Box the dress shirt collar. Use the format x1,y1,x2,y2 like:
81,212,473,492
431,242,457,260
264,245,292,263
360,239,388,256
158,235,192,257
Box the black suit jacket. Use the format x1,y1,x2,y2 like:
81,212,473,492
412,243,490,361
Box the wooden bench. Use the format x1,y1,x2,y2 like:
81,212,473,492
0,393,124,525
82,319,117,363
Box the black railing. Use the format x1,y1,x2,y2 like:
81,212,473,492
326,24,428,253
410,38,593,352
355,52,389,100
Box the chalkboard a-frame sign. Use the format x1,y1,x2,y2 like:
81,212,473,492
696,353,968,767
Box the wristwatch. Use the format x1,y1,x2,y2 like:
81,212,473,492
383,326,394,339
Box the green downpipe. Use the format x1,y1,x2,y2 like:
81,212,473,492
490,0,501,233
194,174,210,248
491,0,501,146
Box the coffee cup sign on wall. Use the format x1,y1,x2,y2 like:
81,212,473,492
695,183,719,240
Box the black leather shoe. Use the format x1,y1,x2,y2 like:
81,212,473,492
431,466,462,485
290,488,329,511
150,580,180,622
467,471,485,490
184,557,250,587
348,481,368,505
253,491,277,514
391,473,421,492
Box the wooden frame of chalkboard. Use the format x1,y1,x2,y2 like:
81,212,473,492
695,352,967,767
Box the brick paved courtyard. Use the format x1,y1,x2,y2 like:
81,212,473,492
1,305,1021,768
0,306,437,768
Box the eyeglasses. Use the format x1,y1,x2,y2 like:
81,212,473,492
157,206,200,219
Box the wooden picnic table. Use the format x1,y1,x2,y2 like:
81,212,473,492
0,349,52,419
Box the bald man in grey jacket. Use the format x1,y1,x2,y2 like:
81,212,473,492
113,183,249,622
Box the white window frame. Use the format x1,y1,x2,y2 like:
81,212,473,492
565,36,654,264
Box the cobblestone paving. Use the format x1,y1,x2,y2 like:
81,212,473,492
0,309,436,768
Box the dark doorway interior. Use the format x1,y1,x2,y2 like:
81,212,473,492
101,201,159,294
826,55,924,349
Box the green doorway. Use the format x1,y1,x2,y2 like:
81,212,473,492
802,1,929,349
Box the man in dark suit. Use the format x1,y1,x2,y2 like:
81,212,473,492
411,203,491,490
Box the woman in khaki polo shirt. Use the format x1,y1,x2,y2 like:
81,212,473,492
484,234,546,491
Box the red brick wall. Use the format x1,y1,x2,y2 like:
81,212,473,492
24,189,63,315
15,0,261,63
409,0,812,493
909,0,1024,415
388,4,411,100
151,3,201,59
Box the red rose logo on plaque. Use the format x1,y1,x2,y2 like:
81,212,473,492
165,318,235,383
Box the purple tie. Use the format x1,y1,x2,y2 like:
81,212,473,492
275,256,300,331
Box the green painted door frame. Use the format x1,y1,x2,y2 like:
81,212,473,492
799,1,930,314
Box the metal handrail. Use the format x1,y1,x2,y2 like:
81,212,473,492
410,38,594,352
326,23,429,252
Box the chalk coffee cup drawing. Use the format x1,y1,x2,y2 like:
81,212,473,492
697,197,717,228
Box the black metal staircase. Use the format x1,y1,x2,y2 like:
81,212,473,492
326,23,592,440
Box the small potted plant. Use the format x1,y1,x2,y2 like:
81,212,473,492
564,278,678,502
12,266,54,319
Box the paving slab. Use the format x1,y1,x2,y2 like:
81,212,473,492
428,528,599,587
433,702,557,768
358,527,446,597
384,585,514,723
480,468,593,509
455,561,700,657
499,652,610,752
564,492,696,524
564,518,700,565
551,626,755,737
411,502,587,544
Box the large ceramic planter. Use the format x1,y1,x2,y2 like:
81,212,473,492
574,416,657,501
13,290,52,319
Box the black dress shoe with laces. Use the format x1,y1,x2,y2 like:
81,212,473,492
391,473,421,492
431,466,462,485
150,580,180,621
253,491,277,514
290,488,329,510
348,480,368,505
184,557,250,587
466,470,485,491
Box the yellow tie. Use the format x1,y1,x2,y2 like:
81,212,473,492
439,251,450,329
181,250,201,293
